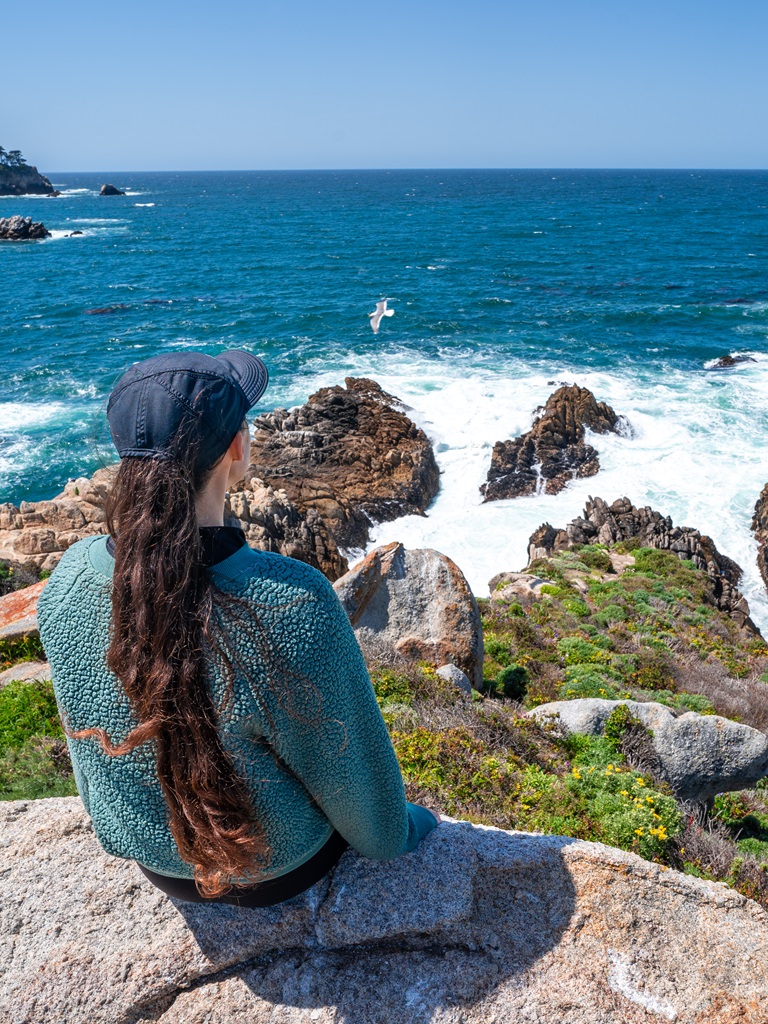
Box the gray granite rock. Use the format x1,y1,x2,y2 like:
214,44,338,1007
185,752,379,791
436,662,473,695
529,698,768,802
2,798,768,1024
0,660,51,690
333,542,484,688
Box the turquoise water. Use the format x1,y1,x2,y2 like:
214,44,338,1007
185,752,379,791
2,170,768,622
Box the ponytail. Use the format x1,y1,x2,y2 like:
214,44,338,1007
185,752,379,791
71,455,269,897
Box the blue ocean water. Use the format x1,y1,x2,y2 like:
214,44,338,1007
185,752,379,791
2,170,768,622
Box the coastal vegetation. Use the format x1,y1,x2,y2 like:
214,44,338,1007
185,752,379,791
3,540,767,907
0,147,29,168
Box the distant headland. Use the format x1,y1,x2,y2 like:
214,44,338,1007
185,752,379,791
0,147,57,196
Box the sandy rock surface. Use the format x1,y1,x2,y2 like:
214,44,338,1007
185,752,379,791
2,798,768,1024
333,542,484,689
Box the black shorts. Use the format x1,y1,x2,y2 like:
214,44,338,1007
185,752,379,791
137,829,348,907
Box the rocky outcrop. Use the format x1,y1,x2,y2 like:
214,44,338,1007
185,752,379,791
0,215,50,240
530,698,768,804
248,378,439,551
225,476,346,580
752,483,768,594
528,496,755,630
481,385,629,501
2,798,768,1024
0,468,342,579
333,542,484,689
99,183,126,196
0,468,116,572
0,164,55,196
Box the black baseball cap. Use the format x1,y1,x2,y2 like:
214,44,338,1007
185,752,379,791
106,350,269,472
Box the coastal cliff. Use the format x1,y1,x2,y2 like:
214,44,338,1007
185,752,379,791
0,163,56,196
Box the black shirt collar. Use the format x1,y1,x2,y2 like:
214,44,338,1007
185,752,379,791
105,526,247,567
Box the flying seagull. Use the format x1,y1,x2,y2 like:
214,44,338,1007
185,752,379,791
369,299,394,334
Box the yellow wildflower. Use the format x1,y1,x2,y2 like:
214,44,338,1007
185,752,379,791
634,828,644,836
620,790,629,797
635,778,645,787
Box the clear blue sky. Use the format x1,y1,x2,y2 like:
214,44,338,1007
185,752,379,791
3,0,766,170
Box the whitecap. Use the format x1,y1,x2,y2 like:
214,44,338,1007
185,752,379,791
134,203,155,207
0,401,70,431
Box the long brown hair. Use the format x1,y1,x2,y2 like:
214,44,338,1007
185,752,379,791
71,452,269,897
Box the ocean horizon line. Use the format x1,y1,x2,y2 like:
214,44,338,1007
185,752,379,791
37,166,768,176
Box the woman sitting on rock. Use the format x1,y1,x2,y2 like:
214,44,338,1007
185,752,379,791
38,351,439,906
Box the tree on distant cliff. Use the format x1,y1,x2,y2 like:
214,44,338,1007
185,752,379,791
0,148,28,168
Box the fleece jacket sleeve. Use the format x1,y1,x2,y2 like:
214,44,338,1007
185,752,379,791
264,573,438,860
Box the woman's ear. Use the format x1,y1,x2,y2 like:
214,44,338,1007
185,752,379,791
228,429,245,462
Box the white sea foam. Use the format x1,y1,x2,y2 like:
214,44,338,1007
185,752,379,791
0,401,69,431
134,203,155,207
294,352,768,632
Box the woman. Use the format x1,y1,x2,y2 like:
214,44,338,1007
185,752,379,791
38,350,439,907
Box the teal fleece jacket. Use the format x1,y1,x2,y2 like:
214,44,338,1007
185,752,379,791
37,536,437,880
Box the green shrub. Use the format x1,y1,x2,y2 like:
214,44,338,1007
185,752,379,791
675,692,716,715
495,664,529,701
0,678,63,751
560,666,622,700
484,636,511,666
371,669,414,708
567,738,681,859
604,704,646,743
0,634,46,671
562,597,590,618
557,637,607,665
576,546,614,573
592,604,627,625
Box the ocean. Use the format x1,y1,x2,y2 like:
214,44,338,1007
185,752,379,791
2,169,768,627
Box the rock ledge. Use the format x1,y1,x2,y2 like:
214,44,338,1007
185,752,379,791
2,797,767,1024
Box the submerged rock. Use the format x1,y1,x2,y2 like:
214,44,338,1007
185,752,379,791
0,215,50,240
248,377,439,551
2,797,768,1024
530,698,768,804
709,354,757,369
333,542,484,688
99,183,126,196
481,385,629,501
528,496,755,630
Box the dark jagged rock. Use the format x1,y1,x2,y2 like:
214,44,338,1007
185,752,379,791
528,496,756,631
0,163,56,196
752,483,768,595
481,385,629,501
99,183,126,196
248,377,440,553
0,216,50,240
709,354,757,370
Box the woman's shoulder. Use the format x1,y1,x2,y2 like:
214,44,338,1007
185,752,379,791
211,545,336,603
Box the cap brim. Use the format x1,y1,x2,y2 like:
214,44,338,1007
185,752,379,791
216,350,269,409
